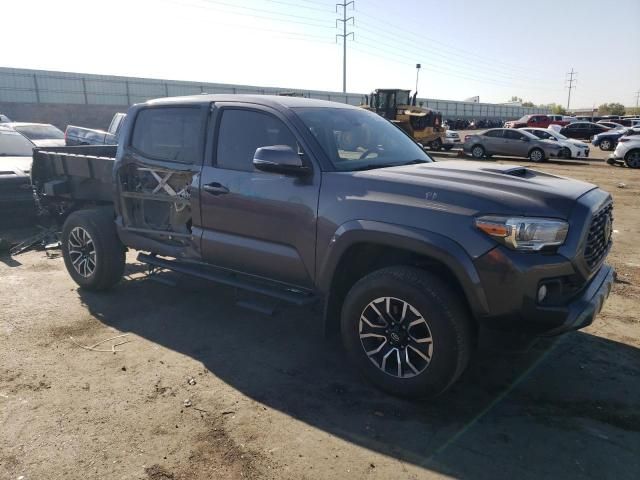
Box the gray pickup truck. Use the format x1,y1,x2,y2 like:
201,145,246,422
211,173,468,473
64,112,126,146
31,95,615,398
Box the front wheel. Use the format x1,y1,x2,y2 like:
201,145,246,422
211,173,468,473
625,149,640,169
62,208,125,290
430,138,442,151
340,266,473,398
528,148,545,162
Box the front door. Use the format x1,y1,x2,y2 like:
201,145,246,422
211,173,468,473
197,103,320,288
503,129,530,157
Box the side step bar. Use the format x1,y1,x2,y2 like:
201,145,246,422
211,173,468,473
137,253,318,306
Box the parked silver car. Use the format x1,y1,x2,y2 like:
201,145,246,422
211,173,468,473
463,128,563,162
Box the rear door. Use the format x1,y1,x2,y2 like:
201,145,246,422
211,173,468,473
481,129,505,154
197,103,320,288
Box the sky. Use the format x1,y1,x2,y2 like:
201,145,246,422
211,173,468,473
3,0,639,108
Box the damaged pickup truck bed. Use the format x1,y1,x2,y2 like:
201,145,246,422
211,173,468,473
31,94,615,398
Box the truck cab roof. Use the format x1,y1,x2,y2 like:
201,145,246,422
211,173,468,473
143,94,360,110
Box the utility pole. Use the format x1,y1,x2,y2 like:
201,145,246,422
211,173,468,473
415,64,421,94
566,68,577,110
336,1,354,93
635,90,640,109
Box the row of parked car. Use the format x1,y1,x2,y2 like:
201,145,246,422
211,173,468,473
458,121,640,168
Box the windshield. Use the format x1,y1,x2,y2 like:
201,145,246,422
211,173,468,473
395,91,410,105
294,107,432,171
0,130,34,156
14,124,64,140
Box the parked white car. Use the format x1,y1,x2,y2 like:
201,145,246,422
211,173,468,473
442,129,461,150
607,136,640,168
522,128,590,159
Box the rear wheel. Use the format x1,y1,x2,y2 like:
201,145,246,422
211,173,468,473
471,145,485,159
625,149,640,169
62,208,125,290
528,148,545,162
600,139,613,151
340,266,473,398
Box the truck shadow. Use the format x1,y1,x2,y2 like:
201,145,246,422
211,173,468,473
77,270,640,479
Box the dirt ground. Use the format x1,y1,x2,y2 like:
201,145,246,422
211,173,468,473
1,150,639,480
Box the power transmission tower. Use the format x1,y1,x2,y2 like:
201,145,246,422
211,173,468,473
336,1,354,93
566,68,577,110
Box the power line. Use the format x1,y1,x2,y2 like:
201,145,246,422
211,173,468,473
351,37,560,92
353,28,557,87
336,1,354,93
353,7,541,75
566,68,577,109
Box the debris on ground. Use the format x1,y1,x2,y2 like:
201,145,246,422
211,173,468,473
617,183,626,188
9,226,60,256
183,399,192,407
69,333,132,353
187,377,197,385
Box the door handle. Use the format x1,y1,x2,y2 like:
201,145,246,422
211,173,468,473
202,182,229,195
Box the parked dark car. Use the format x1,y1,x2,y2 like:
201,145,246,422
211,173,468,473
3,122,65,147
559,122,610,140
0,129,36,225
32,95,614,398
65,112,126,146
592,127,640,151
463,128,563,162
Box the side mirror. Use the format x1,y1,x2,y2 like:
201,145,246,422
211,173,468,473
253,145,310,176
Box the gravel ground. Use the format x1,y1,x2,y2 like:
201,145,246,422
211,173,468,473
1,154,639,480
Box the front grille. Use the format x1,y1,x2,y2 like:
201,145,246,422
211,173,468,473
584,203,613,270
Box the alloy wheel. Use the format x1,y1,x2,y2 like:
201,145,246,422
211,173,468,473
359,297,433,378
530,149,543,162
68,226,96,278
626,151,640,168
601,140,611,150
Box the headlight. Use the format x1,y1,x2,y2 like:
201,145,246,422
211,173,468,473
475,216,568,251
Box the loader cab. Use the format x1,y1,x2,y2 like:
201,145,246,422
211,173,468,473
370,89,412,120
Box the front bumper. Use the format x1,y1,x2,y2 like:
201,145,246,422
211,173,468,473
474,247,614,336
541,263,614,336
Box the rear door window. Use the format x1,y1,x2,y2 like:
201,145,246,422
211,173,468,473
484,130,503,138
131,107,203,164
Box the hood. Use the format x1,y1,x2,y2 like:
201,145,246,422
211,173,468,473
0,155,32,175
347,160,596,219
31,138,65,147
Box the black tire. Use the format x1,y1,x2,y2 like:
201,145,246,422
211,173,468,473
562,147,572,159
443,145,453,151
470,144,485,159
528,148,545,162
599,139,613,151
62,208,125,290
625,149,640,169
430,138,442,151
340,266,473,398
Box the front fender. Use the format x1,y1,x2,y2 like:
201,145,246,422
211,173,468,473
317,220,490,318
